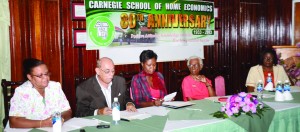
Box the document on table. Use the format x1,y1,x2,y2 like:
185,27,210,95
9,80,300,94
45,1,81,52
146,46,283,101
38,118,99,132
164,92,177,102
120,111,152,120
4,127,32,132
291,86,300,92
137,106,170,116
162,101,195,109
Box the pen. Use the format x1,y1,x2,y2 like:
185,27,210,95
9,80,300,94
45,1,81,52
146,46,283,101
92,118,111,124
120,118,130,122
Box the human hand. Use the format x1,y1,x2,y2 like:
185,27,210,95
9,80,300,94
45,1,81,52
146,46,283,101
192,75,204,82
41,117,53,127
97,107,112,115
153,99,164,106
126,102,137,112
199,75,207,83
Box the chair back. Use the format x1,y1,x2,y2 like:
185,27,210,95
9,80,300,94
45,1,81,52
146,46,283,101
75,76,88,89
215,76,226,96
1,79,24,127
74,76,88,116
118,71,139,97
170,69,190,101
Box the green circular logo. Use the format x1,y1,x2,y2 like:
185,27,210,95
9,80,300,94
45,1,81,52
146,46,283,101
88,16,115,46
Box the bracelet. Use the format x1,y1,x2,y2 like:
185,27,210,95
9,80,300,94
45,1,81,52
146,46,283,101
39,120,42,128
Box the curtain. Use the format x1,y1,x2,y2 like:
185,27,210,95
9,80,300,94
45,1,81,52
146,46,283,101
0,0,11,130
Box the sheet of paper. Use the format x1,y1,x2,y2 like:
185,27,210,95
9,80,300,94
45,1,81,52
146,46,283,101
162,101,195,108
4,128,32,132
137,106,170,116
262,94,275,98
164,92,177,102
38,118,99,132
291,86,300,92
120,111,152,120
263,102,300,111
4,122,32,132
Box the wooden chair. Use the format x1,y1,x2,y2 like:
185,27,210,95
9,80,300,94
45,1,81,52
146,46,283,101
170,69,190,101
1,79,24,127
118,71,139,97
215,76,226,96
74,76,88,89
74,76,88,117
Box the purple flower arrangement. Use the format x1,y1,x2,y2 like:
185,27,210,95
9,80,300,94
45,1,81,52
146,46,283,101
277,45,300,86
212,92,268,119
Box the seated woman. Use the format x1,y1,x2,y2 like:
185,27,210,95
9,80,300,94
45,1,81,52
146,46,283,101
8,58,72,128
246,48,289,92
182,56,216,101
131,50,167,107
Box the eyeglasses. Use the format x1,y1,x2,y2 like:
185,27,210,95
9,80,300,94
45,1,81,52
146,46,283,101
188,64,200,68
100,69,115,74
263,57,273,62
31,72,51,78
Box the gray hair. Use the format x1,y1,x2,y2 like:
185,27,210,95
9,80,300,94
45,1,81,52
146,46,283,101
96,59,101,68
96,57,113,68
187,56,203,67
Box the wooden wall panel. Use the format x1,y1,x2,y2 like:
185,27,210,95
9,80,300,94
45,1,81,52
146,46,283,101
10,0,61,82
10,0,31,81
295,2,300,44
43,0,61,82
61,0,99,111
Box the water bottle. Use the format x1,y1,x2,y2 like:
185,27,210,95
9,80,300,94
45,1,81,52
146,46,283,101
112,97,120,125
256,80,263,100
283,80,291,91
276,81,283,92
52,111,62,132
283,80,293,100
267,73,272,83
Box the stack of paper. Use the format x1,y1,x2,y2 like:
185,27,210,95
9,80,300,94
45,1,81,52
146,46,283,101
120,111,152,120
138,106,170,116
38,118,99,132
162,101,195,109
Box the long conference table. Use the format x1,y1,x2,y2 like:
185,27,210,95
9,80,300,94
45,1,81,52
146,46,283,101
6,87,300,132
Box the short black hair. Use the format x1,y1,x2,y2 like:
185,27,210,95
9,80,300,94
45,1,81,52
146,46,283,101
258,48,278,65
23,58,45,79
139,50,158,63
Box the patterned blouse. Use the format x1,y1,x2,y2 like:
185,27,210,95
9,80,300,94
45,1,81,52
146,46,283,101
9,81,71,120
131,71,167,107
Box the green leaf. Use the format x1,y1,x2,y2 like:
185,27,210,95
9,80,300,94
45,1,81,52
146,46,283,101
211,111,228,119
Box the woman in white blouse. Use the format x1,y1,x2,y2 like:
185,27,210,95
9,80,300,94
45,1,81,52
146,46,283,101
9,58,72,128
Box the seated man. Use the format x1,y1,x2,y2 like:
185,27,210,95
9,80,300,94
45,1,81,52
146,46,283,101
76,57,136,117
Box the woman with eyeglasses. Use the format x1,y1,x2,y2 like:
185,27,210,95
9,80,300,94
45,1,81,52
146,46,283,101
246,49,289,92
181,56,216,101
8,58,72,128
131,50,167,107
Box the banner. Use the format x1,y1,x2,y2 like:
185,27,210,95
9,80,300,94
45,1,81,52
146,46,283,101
85,0,215,49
